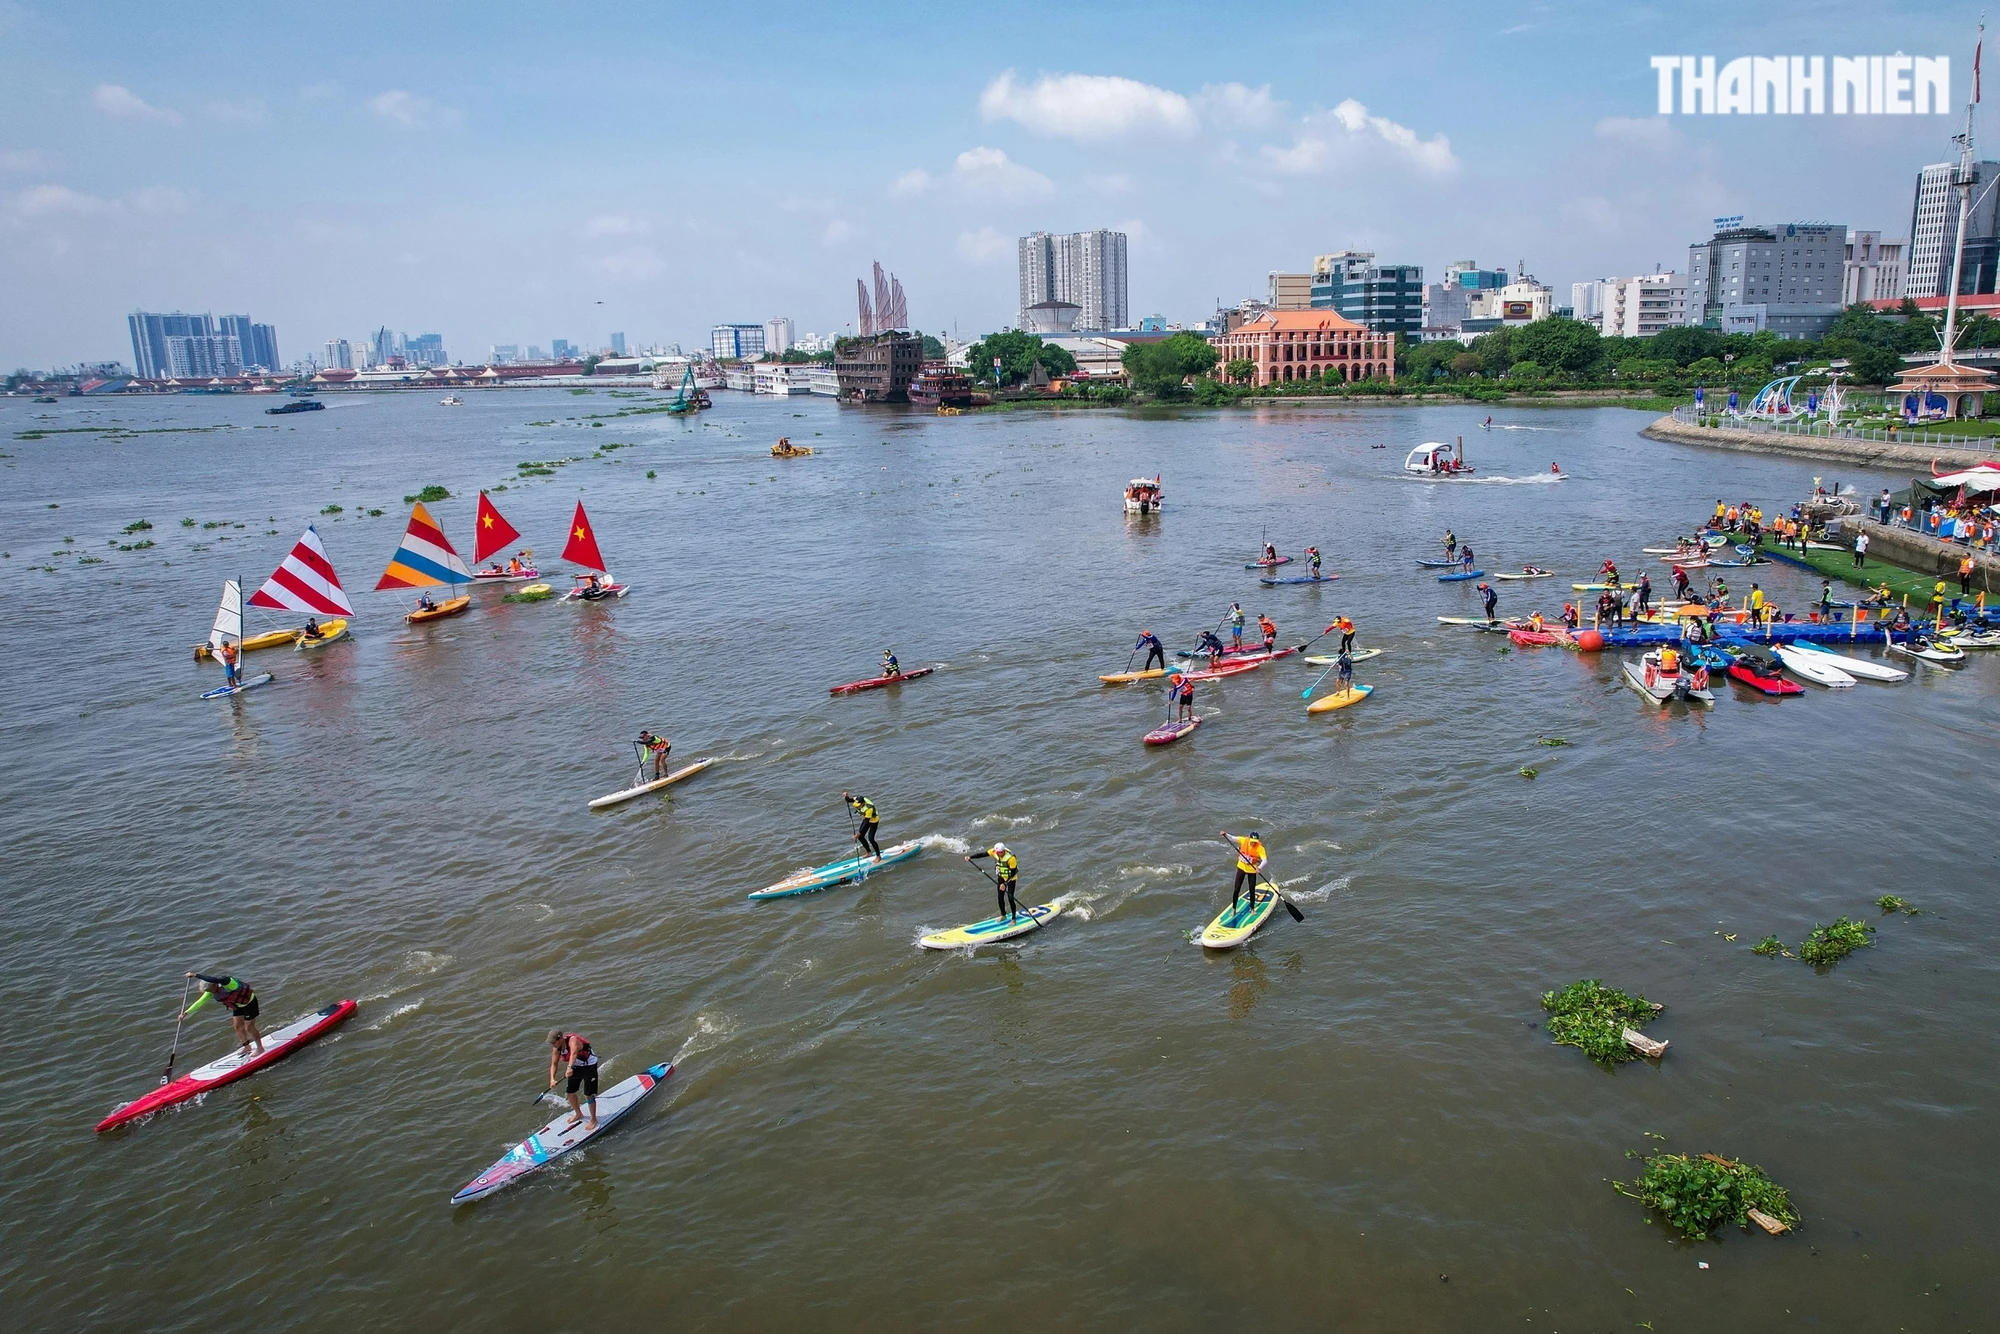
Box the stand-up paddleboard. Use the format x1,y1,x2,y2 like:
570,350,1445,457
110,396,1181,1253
1782,644,1908,682
1415,559,1457,568
1244,555,1293,569
1303,648,1383,665
1178,646,1297,682
1772,644,1855,687
1199,887,1279,949
589,759,716,810
201,672,273,700
1571,582,1617,591
830,667,935,695
95,1000,357,1133
1260,574,1338,586
1144,716,1202,745
1306,683,1372,714
920,901,1062,949
1099,666,1170,684
1493,570,1555,581
450,1062,672,1204
749,840,924,899
1438,569,1485,582
1436,616,1499,626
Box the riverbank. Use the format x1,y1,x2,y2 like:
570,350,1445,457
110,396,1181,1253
1756,526,2000,600
1643,415,1998,470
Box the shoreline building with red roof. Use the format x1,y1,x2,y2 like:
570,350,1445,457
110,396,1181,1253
1211,310,1394,387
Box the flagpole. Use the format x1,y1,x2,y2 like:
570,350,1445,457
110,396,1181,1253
1941,21,1984,374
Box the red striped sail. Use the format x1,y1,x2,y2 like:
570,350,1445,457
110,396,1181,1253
249,524,355,616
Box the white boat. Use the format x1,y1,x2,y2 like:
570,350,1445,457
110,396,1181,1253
1772,644,1855,687
1123,475,1163,514
440,395,464,406
1781,643,1907,682
1888,635,1967,666
1620,651,1714,706
1946,628,2000,648
1404,441,1473,476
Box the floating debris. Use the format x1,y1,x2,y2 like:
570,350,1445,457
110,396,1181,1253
1798,916,1875,967
402,485,451,504
1617,1149,1799,1239
1875,895,1918,916
1542,979,1665,1065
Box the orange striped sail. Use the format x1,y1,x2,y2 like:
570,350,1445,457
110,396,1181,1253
376,502,471,589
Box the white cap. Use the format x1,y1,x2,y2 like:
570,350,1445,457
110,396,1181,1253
993,842,1009,853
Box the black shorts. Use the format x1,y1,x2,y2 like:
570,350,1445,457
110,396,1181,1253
566,1063,599,1098
229,998,260,1022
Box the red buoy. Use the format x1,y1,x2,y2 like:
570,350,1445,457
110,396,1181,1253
1573,629,1606,651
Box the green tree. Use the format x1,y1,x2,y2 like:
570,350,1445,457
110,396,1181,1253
1121,332,1220,398
1843,344,1904,385
1649,325,1725,368
966,331,1074,386
1467,327,1513,374
1224,357,1257,384
581,354,601,376
1509,316,1600,373
919,333,947,359
1684,356,1725,381
1403,340,1461,381
1508,359,1548,382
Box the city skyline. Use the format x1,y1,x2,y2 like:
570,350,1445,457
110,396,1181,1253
0,1,1982,369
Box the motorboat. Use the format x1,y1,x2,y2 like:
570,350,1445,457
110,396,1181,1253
1620,649,1714,705
440,395,464,406
1404,441,1473,476
1124,475,1163,514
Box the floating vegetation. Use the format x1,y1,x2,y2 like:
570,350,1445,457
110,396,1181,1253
646,470,656,479
569,387,593,395
591,421,603,428
490,483,507,492
62,536,73,543
525,419,555,427
1751,934,1784,957
367,508,383,517
77,555,105,565
180,517,196,527
1798,916,1874,968
122,519,153,533
1538,736,1570,747
1519,766,1538,778
1618,1149,1799,1239
403,485,451,504
201,520,229,529
1875,895,1918,915
1542,979,1662,1066
118,539,156,551
47,503,58,508
321,503,343,514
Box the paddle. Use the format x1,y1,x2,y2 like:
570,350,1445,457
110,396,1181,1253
1289,620,1341,654
962,854,1021,922
1216,833,1305,923
1301,655,1346,700
160,975,196,1084
530,1081,558,1106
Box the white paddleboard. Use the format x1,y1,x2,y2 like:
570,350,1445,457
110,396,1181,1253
589,759,715,810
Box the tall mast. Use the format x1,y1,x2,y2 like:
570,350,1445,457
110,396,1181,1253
1940,20,1984,366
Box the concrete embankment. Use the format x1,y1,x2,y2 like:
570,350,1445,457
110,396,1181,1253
1642,415,1998,472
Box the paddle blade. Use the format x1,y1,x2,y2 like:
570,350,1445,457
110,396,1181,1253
1282,898,1305,923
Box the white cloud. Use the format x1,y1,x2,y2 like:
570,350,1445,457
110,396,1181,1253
585,213,648,238
1263,99,1457,176
130,186,192,214
204,99,265,124
979,70,1197,140
0,148,46,172
957,226,1012,265
367,90,457,129
1196,82,1282,130
1594,116,1679,152
11,184,104,217
1088,171,1133,196
92,84,182,126
591,245,664,281
949,146,1053,201
822,218,856,246
890,168,932,197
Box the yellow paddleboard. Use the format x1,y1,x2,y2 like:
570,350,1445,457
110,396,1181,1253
1099,667,1169,684
920,901,1062,949
589,758,716,810
1306,683,1373,714
294,618,349,649
1199,887,1279,949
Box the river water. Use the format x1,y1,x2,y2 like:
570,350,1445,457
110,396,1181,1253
1,389,1994,1331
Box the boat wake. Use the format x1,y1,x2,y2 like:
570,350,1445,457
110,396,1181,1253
1289,873,1353,904
1055,885,1138,921
361,999,422,1031
1117,862,1195,880
971,813,1040,831
1466,473,1568,485
403,949,453,975
921,833,972,855
671,1012,735,1065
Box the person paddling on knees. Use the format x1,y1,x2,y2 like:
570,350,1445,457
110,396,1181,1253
184,971,263,1055
1134,630,1166,672
880,648,900,680
968,842,1020,922
843,791,882,860
547,1029,599,1132
1221,830,1267,911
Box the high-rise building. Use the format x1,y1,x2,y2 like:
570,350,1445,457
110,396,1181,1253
323,338,352,370
1310,252,1424,337
1908,161,2000,298
610,331,627,357
129,311,271,379
552,338,576,361
1688,220,1844,338
1426,262,1510,333
711,324,767,360
527,345,546,362
1843,231,1906,304
219,316,280,371
1267,272,1313,311
489,344,520,365
764,317,795,356
1017,229,1128,331
401,333,447,367
1587,273,1691,337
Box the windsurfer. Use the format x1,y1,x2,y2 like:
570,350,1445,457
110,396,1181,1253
219,638,241,688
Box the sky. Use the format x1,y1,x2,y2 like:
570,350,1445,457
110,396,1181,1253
0,0,1984,370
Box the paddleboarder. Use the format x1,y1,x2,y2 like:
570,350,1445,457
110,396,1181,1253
1221,830,1268,911
1460,545,1475,574
637,729,671,780
218,638,242,689
1261,542,1279,566
843,791,882,860
1171,670,1196,722
1194,629,1227,661
880,648,901,680
1479,583,1498,621
1443,529,1456,560
546,1029,599,1132
1134,630,1166,672
1228,604,1245,648
183,971,263,1055
1635,574,1653,615
1305,547,1322,578
1258,614,1278,651
1329,615,1356,653
967,842,1020,922
1335,649,1354,692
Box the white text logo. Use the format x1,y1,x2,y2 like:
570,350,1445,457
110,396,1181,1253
1650,56,1950,113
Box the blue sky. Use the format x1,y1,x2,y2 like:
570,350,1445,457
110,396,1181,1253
0,1,1981,369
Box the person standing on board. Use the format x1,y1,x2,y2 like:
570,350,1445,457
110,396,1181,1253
1305,547,1323,579
1479,583,1498,622
967,842,1020,922
1134,630,1166,673
1221,830,1268,912
1460,545,1476,574
1228,604,1246,649
843,791,882,860
1335,649,1354,693
184,972,263,1055
1636,573,1653,616
1328,615,1356,654
218,638,241,689
879,649,900,680
1171,670,1196,722
546,1029,599,1132
1443,530,1456,560
1258,614,1278,652
637,729,670,781
1194,629,1227,661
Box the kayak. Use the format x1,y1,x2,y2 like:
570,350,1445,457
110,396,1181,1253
1099,666,1170,684
294,618,349,650
1144,716,1202,745
201,672,273,699
1177,647,1296,682
1493,570,1555,580
1198,886,1279,949
450,1062,673,1204
830,666,935,695
473,567,540,582
749,839,924,899
1244,555,1293,569
1260,574,1338,585
1303,648,1383,665
193,626,301,661
588,758,716,810
920,901,1063,949
1438,569,1485,582
405,595,472,623
1306,683,1372,713
1771,644,1855,687
1782,644,1907,682
95,999,357,1133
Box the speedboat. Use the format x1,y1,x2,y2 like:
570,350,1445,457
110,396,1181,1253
1124,475,1163,513
440,395,464,406
1404,443,1472,476
1620,650,1714,706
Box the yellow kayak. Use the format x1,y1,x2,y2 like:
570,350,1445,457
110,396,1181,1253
1306,683,1373,714
294,618,350,650
1099,666,1170,684
1199,886,1279,949
405,595,472,624
194,625,301,661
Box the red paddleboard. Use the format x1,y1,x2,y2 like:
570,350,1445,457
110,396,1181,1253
1145,716,1202,745
95,1000,357,1133
829,666,935,695
1245,555,1293,569
1179,646,1296,682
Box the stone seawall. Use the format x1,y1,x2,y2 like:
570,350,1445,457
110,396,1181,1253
1641,416,1997,472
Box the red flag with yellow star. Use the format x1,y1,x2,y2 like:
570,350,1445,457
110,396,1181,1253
561,500,607,573
472,491,522,565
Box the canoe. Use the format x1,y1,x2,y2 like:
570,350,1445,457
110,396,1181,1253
1438,569,1485,582
920,901,1062,949
1306,683,1372,714
472,568,540,582
450,1062,673,1204
1493,570,1555,580
1781,644,1907,682
1144,716,1202,745
1302,648,1383,665
748,839,924,899
294,618,349,650
1771,644,1855,687
201,672,273,700
193,626,300,661
588,758,716,810
1260,574,1338,586
95,1000,357,1133
1244,555,1293,569
405,595,472,623
1099,666,1170,684
830,666,935,695
1198,886,1279,949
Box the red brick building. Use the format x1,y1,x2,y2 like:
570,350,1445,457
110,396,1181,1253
1213,310,1394,386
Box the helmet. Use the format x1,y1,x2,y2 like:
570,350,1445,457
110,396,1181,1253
993,842,1009,854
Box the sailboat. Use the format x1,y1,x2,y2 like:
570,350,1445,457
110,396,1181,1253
469,491,537,581
377,501,473,622
560,500,628,600
248,524,356,650
198,579,274,699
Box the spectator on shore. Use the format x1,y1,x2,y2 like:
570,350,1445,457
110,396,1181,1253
1854,530,1869,568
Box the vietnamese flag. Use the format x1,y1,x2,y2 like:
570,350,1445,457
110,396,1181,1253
562,500,607,573
472,491,522,565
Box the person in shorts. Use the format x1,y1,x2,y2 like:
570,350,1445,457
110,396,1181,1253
547,1030,600,1131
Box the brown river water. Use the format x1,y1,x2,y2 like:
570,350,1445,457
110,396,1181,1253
0,390,1994,1331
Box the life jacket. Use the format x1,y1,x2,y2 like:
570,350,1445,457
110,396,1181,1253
882,655,898,672
1258,617,1276,639
220,641,239,665
992,848,1018,879
1660,647,1680,673
216,977,254,1010
1230,608,1244,628
852,796,877,823
563,1033,595,1065
1234,837,1265,874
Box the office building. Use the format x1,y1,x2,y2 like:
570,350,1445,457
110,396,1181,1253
489,344,521,365
1841,231,1905,304
1426,261,1510,334
711,324,768,360
1907,162,2000,297
1602,273,1690,337
1462,276,1555,332
1018,229,1129,331
129,310,270,379
1213,310,1395,387
218,316,280,372
1310,252,1423,337
610,332,627,357
402,333,447,367
551,338,576,361
1267,272,1313,311
322,338,352,370
764,317,794,356
1687,220,1843,338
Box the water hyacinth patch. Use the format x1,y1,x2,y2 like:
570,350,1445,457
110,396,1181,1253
1798,916,1874,967
1541,979,1660,1066
1620,1150,1799,1240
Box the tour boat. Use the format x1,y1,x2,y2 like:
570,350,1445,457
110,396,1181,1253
1124,475,1163,514
1404,442,1473,476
